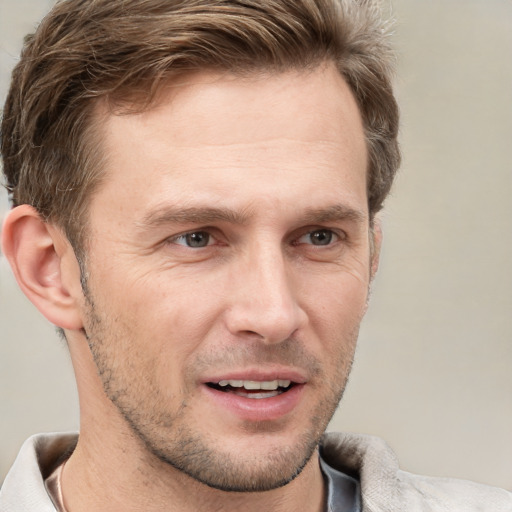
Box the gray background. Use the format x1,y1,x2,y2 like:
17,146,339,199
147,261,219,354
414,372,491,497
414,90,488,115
1,0,511,489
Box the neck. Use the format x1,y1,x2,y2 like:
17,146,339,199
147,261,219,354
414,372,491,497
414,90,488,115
61,428,326,512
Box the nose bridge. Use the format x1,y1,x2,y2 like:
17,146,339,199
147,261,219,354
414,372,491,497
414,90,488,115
226,238,304,343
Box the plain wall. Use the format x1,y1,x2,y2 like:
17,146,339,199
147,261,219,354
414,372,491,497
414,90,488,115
1,0,511,489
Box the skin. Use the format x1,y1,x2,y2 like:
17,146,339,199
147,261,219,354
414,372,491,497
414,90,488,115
2,63,380,511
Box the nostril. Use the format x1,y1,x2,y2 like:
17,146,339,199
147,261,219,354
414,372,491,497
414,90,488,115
223,289,305,344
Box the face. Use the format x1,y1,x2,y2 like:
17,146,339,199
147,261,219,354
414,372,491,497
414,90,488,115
79,64,373,491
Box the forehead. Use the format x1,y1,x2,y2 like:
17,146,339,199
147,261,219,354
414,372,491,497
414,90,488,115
90,64,368,223
114,65,362,148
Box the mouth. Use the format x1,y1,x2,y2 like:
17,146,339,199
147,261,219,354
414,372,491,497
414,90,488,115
202,374,306,421
206,379,295,399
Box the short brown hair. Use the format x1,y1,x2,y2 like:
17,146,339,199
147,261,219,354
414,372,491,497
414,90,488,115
1,0,400,250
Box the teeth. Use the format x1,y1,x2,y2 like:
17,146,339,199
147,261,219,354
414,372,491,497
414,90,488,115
235,390,279,399
244,380,267,390
217,379,292,390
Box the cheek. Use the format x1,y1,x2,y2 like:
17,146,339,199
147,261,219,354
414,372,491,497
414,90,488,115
111,271,225,373
299,267,369,323
297,268,368,368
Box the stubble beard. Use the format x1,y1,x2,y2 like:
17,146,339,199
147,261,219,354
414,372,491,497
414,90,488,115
81,287,358,493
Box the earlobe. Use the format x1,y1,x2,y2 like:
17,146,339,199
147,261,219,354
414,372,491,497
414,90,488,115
1,205,84,330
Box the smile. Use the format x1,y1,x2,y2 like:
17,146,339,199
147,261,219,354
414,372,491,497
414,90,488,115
207,379,294,399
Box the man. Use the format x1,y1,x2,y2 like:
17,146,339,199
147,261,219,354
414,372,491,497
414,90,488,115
0,0,510,511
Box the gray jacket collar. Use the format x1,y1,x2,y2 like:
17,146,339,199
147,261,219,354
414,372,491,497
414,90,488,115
2,432,511,512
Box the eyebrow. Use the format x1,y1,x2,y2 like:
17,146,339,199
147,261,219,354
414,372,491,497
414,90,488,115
138,203,367,230
138,206,251,229
301,204,367,224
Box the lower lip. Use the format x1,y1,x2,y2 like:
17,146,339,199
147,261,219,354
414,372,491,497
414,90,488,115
202,384,305,422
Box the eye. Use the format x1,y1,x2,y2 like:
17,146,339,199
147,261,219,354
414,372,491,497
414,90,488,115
296,229,340,246
172,231,213,248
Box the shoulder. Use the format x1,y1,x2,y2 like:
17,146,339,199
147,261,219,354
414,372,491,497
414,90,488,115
320,432,512,512
395,470,512,512
0,432,78,512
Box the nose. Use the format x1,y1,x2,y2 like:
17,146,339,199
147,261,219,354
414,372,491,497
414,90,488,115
224,243,307,344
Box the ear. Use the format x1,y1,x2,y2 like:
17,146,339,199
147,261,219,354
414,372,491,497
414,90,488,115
370,215,383,280
1,205,84,330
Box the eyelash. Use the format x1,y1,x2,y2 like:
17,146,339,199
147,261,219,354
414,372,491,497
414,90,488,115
293,229,343,247
169,228,344,249
170,231,215,248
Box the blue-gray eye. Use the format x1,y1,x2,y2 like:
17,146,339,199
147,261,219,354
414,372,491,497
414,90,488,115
298,229,337,246
174,231,211,247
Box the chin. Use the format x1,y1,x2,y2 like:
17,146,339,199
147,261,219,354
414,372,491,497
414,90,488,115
142,426,322,493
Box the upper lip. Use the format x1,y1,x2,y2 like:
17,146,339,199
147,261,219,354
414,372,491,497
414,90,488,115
201,367,308,385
